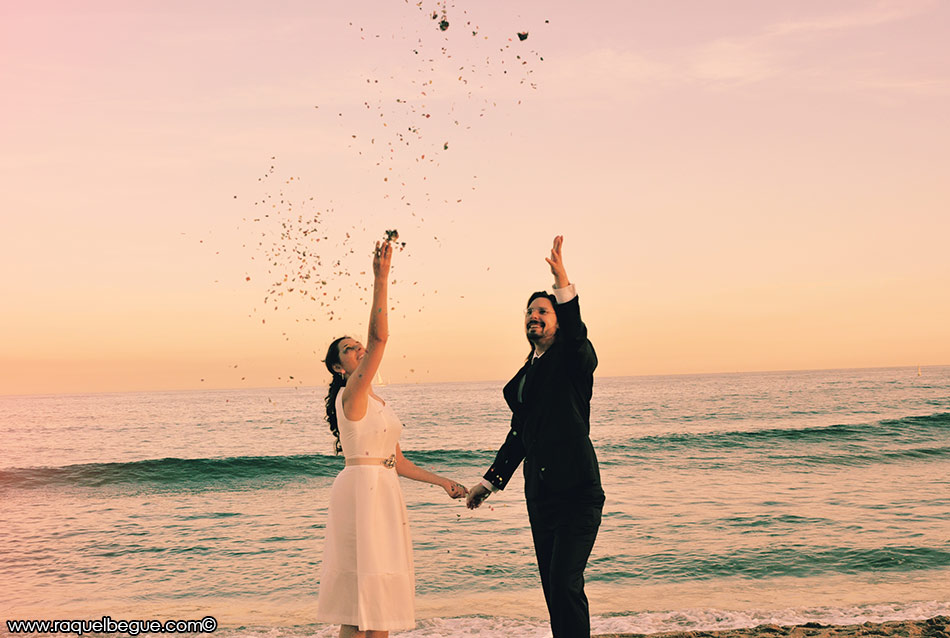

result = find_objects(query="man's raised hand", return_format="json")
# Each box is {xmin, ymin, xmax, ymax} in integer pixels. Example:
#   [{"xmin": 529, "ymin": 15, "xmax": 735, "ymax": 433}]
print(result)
[{"xmin": 545, "ymin": 235, "xmax": 569, "ymax": 289}]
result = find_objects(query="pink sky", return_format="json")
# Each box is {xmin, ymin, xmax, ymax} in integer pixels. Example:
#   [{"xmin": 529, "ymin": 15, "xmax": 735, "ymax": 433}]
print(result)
[{"xmin": 1, "ymin": 0, "xmax": 948, "ymax": 395}]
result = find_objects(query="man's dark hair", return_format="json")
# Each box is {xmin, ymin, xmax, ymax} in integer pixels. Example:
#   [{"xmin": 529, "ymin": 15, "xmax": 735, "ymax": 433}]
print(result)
[{"xmin": 527, "ymin": 291, "xmax": 557, "ymax": 308}]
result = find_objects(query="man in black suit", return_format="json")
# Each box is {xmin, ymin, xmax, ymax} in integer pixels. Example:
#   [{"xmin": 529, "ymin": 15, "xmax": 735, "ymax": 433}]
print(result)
[{"xmin": 467, "ymin": 235, "xmax": 605, "ymax": 638}]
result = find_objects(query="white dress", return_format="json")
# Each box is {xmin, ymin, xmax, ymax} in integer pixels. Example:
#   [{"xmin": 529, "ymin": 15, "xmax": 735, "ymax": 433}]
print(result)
[{"xmin": 316, "ymin": 392, "xmax": 415, "ymax": 631}]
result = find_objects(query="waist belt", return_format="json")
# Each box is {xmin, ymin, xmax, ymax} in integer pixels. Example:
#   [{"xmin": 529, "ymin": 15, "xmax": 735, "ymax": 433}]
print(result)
[{"xmin": 345, "ymin": 454, "xmax": 396, "ymax": 469}]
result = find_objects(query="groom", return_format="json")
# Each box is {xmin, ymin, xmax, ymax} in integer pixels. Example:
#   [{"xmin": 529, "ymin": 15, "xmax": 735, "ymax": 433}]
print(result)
[{"xmin": 467, "ymin": 235, "xmax": 605, "ymax": 638}]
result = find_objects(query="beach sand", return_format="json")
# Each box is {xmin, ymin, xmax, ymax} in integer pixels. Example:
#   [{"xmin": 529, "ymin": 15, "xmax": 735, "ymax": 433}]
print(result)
[{"xmin": 595, "ymin": 616, "xmax": 949, "ymax": 638}]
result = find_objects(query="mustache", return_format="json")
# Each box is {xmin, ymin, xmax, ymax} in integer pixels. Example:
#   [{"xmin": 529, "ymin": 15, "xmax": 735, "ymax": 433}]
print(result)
[{"xmin": 527, "ymin": 320, "xmax": 544, "ymax": 328}]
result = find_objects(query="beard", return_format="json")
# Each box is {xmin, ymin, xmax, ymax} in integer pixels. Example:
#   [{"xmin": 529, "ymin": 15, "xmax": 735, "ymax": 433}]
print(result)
[{"xmin": 526, "ymin": 322, "xmax": 545, "ymax": 343}]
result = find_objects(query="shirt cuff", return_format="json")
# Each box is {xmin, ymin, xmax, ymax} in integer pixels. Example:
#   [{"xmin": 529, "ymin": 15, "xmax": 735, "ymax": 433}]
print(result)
[
  {"xmin": 553, "ymin": 283, "xmax": 576, "ymax": 304},
  {"xmin": 480, "ymin": 478, "xmax": 499, "ymax": 493}
]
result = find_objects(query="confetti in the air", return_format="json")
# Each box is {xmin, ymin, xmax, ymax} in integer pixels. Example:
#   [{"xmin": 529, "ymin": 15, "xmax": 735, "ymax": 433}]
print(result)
[{"xmin": 206, "ymin": 2, "xmax": 550, "ymax": 385}]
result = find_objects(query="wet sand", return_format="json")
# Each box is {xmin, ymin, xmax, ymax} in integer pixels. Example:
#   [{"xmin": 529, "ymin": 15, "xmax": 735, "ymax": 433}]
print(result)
[{"xmin": 595, "ymin": 616, "xmax": 950, "ymax": 638}]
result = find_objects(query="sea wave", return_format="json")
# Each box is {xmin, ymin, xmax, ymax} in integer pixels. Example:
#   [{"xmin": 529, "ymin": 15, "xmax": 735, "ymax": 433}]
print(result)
[
  {"xmin": 0, "ymin": 454, "xmax": 341, "ymax": 491},
  {"xmin": 770, "ymin": 446, "xmax": 950, "ymax": 467},
  {"xmin": 4, "ymin": 412, "xmax": 948, "ymax": 491},
  {"xmin": 588, "ymin": 545, "xmax": 950, "ymax": 581},
  {"xmin": 0, "ymin": 449, "xmax": 494, "ymax": 492},
  {"xmin": 600, "ymin": 411, "xmax": 950, "ymax": 455}
]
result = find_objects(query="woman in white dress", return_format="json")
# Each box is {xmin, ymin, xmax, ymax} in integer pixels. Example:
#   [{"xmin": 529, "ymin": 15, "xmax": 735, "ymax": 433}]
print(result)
[{"xmin": 316, "ymin": 239, "xmax": 468, "ymax": 638}]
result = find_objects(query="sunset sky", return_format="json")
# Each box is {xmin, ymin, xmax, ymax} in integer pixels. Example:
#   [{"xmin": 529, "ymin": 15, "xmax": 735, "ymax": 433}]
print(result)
[{"xmin": 2, "ymin": 0, "xmax": 948, "ymax": 395}]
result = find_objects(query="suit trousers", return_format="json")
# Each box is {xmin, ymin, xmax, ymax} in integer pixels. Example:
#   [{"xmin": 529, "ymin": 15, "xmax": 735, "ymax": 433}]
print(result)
[{"xmin": 526, "ymin": 489, "xmax": 604, "ymax": 638}]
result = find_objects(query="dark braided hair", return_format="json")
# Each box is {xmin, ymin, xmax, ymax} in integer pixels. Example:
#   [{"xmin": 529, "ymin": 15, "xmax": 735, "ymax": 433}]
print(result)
[{"xmin": 323, "ymin": 336, "xmax": 348, "ymax": 455}]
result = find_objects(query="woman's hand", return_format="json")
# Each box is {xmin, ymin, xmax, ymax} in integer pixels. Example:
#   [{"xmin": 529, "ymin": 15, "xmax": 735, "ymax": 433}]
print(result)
[
  {"xmin": 373, "ymin": 240, "xmax": 393, "ymax": 280},
  {"xmin": 545, "ymin": 235, "xmax": 569, "ymax": 289},
  {"xmin": 442, "ymin": 479, "xmax": 468, "ymax": 500}
]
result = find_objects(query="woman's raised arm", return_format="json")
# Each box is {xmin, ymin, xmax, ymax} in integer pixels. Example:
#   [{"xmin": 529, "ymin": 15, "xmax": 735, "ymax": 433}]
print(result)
[{"xmin": 341, "ymin": 240, "xmax": 392, "ymax": 421}]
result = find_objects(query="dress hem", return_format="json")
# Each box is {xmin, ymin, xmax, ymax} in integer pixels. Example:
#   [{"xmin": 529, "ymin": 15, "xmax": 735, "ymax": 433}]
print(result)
[{"xmin": 315, "ymin": 616, "xmax": 416, "ymax": 632}]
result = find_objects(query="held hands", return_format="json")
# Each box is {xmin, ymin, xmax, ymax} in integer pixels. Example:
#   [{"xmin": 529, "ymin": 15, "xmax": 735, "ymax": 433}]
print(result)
[
  {"xmin": 443, "ymin": 479, "xmax": 469, "ymax": 500},
  {"xmin": 373, "ymin": 240, "xmax": 393, "ymax": 279},
  {"xmin": 545, "ymin": 235, "xmax": 569, "ymax": 289},
  {"xmin": 465, "ymin": 483, "xmax": 491, "ymax": 509}
]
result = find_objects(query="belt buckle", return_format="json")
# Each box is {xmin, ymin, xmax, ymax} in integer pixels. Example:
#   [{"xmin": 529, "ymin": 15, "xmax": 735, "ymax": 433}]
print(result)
[{"xmin": 383, "ymin": 454, "xmax": 396, "ymax": 469}]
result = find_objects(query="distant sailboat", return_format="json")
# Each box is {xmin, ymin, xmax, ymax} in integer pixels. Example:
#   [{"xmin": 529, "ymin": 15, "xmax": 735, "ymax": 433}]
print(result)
[
  {"xmin": 375, "ymin": 370, "xmax": 387, "ymax": 387},
  {"xmin": 917, "ymin": 365, "xmax": 922, "ymax": 377}
]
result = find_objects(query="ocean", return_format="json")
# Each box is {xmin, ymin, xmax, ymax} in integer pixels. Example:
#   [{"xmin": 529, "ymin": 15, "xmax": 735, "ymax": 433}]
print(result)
[{"xmin": 2, "ymin": 367, "xmax": 949, "ymax": 637}]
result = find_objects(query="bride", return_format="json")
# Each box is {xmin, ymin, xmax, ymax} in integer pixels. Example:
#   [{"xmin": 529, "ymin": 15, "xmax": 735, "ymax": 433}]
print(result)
[{"xmin": 316, "ymin": 239, "xmax": 468, "ymax": 637}]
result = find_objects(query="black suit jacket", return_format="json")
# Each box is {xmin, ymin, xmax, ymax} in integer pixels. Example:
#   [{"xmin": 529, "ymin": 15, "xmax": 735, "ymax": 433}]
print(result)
[{"xmin": 484, "ymin": 295, "xmax": 603, "ymax": 500}]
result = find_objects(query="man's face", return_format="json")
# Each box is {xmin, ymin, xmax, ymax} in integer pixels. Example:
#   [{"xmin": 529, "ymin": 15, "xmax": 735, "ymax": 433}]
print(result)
[{"xmin": 525, "ymin": 297, "xmax": 558, "ymax": 344}]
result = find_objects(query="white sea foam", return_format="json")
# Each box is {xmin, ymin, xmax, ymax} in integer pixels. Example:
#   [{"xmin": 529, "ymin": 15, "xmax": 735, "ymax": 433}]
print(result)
[
  {"xmin": 220, "ymin": 600, "xmax": 950, "ymax": 638},
  {"xmin": 588, "ymin": 601, "xmax": 950, "ymax": 635}
]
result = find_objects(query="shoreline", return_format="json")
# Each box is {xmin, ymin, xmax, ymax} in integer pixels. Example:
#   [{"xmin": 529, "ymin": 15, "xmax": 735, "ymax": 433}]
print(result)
[{"xmin": 595, "ymin": 616, "xmax": 949, "ymax": 638}]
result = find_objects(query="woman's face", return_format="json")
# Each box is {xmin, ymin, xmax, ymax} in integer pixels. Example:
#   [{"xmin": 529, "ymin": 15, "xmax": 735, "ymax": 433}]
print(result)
[{"xmin": 334, "ymin": 338, "xmax": 365, "ymax": 377}]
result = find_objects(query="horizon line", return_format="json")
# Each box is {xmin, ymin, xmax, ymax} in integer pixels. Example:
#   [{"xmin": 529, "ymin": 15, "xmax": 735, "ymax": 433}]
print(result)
[{"xmin": 1, "ymin": 363, "xmax": 945, "ymax": 400}]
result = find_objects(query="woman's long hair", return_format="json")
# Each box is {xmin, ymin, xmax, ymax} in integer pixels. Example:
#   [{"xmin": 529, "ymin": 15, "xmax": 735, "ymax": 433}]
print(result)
[{"xmin": 323, "ymin": 336, "xmax": 348, "ymax": 455}]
